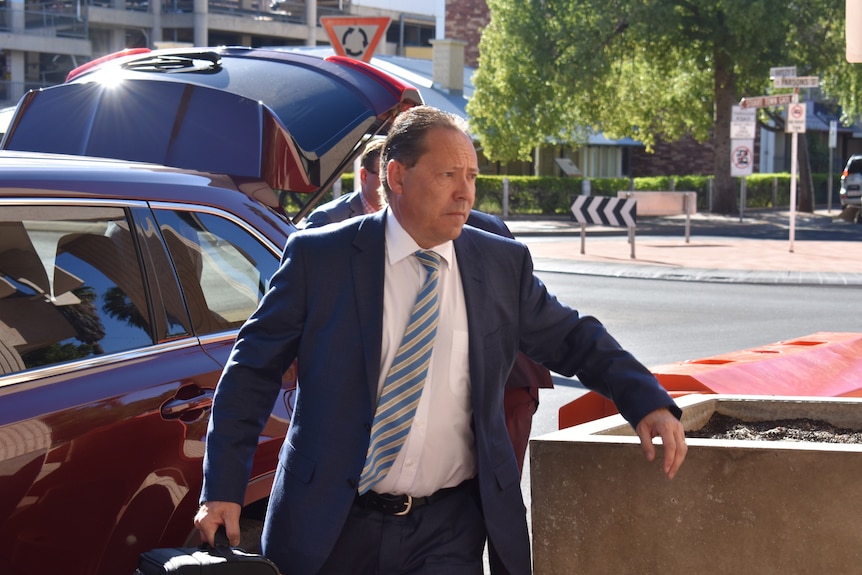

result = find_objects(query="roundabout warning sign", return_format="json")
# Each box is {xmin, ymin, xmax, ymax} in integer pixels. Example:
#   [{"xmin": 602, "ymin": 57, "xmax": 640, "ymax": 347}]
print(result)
[{"xmin": 321, "ymin": 17, "xmax": 390, "ymax": 63}]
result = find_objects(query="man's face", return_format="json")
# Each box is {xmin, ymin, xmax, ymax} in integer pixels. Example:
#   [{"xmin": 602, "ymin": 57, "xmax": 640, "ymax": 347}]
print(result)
[
  {"xmin": 360, "ymin": 161, "xmax": 382, "ymax": 204},
  {"xmin": 387, "ymin": 127, "xmax": 477, "ymax": 248}
]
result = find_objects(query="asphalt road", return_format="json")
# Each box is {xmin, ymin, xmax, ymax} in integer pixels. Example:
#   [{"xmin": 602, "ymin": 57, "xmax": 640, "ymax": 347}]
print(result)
[{"xmin": 504, "ymin": 219, "xmax": 862, "ymax": 572}]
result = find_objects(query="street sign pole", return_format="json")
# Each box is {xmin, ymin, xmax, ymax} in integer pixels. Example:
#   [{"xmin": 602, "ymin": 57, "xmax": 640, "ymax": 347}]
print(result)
[
  {"xmin": 828, "ymin": 149, "xmax": 833, "ymax": 214},
  {"xmin": 828, "ymin": 120, "xmax": 837, "ymax": 213},
  {"xmin": 782, "ymin": 90, "xmax": 809, "ymax": 253},
  {"xmin": 788, "ymin": 89, "xmax": 800, "ymax": 253},
  {"xmin": 740, "ymin": 68, "xmax": 815, "ymax": 252},
  {"xmin": 789, "ymin": 129, "xmax": 797, "ymax": 253}
]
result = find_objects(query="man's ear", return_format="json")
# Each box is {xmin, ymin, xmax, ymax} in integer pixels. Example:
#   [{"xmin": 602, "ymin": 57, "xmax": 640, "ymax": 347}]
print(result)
[{"xmin": 386, "ymin": 159, "xmax": 404, "ymax": 196}]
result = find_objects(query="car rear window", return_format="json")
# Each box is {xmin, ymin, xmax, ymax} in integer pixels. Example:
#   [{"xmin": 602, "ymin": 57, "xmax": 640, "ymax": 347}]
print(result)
[{"xmin": 5, "ymin": 81, "xmax": 266, "ymax": 177}]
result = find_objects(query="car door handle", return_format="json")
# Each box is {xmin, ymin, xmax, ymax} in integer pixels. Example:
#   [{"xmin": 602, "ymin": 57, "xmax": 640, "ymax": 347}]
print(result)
[{"xmin": 160, "ymin": 388, "xmax": 215, "ymax": 419}]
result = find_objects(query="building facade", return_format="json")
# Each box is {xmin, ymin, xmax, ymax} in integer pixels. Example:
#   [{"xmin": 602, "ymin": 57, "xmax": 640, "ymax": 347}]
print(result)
[
  {"xmin": 0, "ymin": 0, "xmax": 436, "ymax": 106},
  {"xmin": 9, "ymin": 0, "xmax": 850, "ymax": 178}
]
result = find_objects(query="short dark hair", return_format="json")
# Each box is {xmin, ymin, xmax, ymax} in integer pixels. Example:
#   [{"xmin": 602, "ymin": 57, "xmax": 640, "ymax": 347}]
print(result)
[
  {"xmin": 380, "ymin": 106, "xmax": 469, "ymax": 197},
  {"xmin": 361, "ymin": 138, "xmax": 385, "ymax": 173}
]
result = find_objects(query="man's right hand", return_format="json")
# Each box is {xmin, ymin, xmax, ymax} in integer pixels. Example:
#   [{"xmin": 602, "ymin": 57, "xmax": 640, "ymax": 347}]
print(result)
[{"xmin": 194, "ymin": 501, "xmax": 242, "ymax": 546}]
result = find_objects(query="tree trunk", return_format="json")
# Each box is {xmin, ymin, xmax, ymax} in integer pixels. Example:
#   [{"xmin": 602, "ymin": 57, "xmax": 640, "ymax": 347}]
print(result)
[
  {"xmin": 711, "ymin": 50, "xmax": 737, "ymax": 214},
  {"xmin": 797, "ymin": 131, "xmax": 815, "ymax": 212}
]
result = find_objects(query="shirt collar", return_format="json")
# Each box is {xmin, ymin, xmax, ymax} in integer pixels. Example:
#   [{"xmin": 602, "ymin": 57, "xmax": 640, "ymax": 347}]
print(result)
[
  {"xmin": 359, "ymin": 190, "xmax": 383, "ymax": 215},
  {"xmin": 384, "ymin": 207, "xmax": 454, "ymax": 270}
]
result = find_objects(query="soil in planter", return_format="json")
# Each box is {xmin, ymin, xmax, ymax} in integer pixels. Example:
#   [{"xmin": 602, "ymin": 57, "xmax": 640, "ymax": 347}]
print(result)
[{"xmin": 686, "ymin": 413, "xmax": 862, "ymax": 443}]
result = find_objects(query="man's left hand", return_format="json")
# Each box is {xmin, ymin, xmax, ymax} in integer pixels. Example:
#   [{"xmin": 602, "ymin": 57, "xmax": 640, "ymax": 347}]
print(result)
[{"xmin": 635, "ymin": 408, "xmax": 687, "ymax": 479}]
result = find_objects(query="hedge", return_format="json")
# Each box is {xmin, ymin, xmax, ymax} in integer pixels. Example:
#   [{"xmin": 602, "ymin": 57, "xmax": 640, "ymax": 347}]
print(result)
[{"xmin": 290, "ymin": 172, "xmax": 842, "ymax": 216}]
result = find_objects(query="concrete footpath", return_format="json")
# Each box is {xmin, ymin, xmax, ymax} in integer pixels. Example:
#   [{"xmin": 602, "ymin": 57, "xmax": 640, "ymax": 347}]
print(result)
[{"xmin": 504, "ymin": 208, "xmax": 862, "ymax": 286}]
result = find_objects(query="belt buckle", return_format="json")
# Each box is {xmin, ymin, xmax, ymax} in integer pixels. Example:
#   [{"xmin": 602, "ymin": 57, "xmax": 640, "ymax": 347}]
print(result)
[{"xmin": 394, "ymin": 494, "xmax": 413, "ymax": 516}]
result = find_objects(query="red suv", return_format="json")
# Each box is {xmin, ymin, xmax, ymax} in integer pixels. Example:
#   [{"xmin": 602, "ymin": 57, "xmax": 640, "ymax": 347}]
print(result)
[{"xmin": 0, "ymin": 49, "xmax": 420, "ymax": 575}]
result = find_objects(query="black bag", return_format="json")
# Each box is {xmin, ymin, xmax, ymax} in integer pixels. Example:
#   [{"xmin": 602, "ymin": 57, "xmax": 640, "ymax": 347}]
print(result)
[{"xmin": 135, "ymin": 527, "xmax": 279, "ymax": 575}]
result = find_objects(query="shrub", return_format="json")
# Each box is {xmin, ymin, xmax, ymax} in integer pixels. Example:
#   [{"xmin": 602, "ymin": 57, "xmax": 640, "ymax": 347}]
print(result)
[{"xmin": 287, "ymin": 171, "xmax": 840, "ymax": 217}]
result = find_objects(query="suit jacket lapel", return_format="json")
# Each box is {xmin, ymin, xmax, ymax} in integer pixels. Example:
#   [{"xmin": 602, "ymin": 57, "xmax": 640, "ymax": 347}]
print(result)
[
  {"xmin": 454, "ymin": 229, "xmax": 489, "ymax": 404},
  {"xmin": 352, "ymin": 210, "xmax": 386, "ymax": 404},
  {"xmin": 348, "ymin": 192, "xmax": 365, "ymax": 218}
]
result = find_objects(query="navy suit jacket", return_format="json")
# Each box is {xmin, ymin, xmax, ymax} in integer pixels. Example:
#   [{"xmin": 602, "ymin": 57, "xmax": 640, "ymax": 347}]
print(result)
[
  {"xmin": 201, "ymin": 209, "xmax": 679, "ymax": 575},
  {"xmin": 303, "ymin": 190, "xmax": 365, "ymax": 228}
]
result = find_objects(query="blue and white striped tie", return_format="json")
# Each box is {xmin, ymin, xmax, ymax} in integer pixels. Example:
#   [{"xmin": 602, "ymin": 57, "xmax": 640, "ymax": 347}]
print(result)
[{"xmin": 358, "ymin": 250, "xmax": 442, "ymax": 494}]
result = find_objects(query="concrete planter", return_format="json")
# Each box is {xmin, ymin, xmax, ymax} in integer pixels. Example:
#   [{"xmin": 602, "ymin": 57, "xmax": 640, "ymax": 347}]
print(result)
[{"xmin": 530, "ymin": 394, "xmax": 862, "ymax": 575}]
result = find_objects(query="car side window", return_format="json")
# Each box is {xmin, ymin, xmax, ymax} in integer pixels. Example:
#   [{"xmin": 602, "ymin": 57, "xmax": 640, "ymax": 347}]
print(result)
[
  {"xmin": 0, "ymin": 205, "xmax": 153, "ymax": 375},
  {"xmin": 153, "ymin": 209, "xmax": 280, "ymax": 336}
]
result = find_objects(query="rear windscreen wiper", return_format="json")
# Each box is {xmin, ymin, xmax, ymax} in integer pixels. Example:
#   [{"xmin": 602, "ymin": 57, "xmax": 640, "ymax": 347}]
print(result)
[{"xmin": 120, "ymin": 52, "xmax": 222, "ymax": 74}]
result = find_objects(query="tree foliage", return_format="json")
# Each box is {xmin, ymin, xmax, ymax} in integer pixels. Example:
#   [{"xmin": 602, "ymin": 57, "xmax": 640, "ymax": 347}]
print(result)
[{"xmin": 468, "ymin": 0, "xmax": 861, "ymax": 214}]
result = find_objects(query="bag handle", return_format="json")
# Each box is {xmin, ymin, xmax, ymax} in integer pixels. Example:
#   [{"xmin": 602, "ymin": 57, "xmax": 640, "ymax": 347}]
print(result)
[
  {"xmin": 213, "ymin": 525, "xmax": 232, "ymax": 549},
  {"xmin": 198, "ymin": 525, "xmax": 235, "ymax": 558}
]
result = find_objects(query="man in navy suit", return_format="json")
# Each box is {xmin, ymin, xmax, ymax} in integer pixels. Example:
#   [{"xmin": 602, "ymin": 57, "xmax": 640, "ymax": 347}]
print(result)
[
  {"xmin": 304, "ymin": 137, "xmax": 386, "ymax": 228},
  {"xmin": 305, "ymin": 136, "xmax": 551, "ymax": 485},
  {"xmin": 195, "ymin": 105, "xmax": 687, "ymax": 575}
]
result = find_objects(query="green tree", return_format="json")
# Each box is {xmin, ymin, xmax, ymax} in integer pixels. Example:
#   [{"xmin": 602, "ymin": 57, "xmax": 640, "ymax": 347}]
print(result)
[{"xmin": 468, "ymin": 0, "xmax": 861, "ymax": 214}]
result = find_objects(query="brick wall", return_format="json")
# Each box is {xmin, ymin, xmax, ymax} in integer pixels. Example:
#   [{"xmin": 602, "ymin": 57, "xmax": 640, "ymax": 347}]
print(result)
[
  {"xmin": 445, "ymin": 0, "xmax": 488, "ymax": 68},
  {"xmin": 630, "ymin": 135, "xmax": 716, "ymax": 177},
  {"xmin": 631, "ymin": 134, "xmax": 763, "ymax": 177}
]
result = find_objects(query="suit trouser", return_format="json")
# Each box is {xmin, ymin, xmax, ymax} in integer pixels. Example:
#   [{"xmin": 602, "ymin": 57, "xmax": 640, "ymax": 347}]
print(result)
[
  {"xmin": 487, "ymin": 386, "xmax": 539, "ymax": 575},
  {"xmin": 318, "ymin": 479, "xmax": 486, "ymax": 575}
]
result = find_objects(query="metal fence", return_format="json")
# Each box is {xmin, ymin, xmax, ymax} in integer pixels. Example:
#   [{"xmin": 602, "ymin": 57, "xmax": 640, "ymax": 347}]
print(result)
[
  {"xmin": 82, "ymin": 0, "xmax": 346, "ymax": 21},
  {"xmin": 0, "ymin": 3, "xmax": 88, "ymax": 37},
  {"xmin": 0, "ymin": 0, "xmax": 347, "ymax": 35}
]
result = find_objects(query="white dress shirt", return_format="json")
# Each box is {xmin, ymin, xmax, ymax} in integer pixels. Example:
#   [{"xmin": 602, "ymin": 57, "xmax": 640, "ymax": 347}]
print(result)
[{"xmin": 370, "ymin": 209, "xmax": 476, "ymax": 497}]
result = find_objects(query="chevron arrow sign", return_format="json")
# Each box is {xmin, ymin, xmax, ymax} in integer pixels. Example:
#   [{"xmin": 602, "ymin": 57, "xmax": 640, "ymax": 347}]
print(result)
[{"xmin": 571, "ymin": 196, "xmax": 637, "ymax": 228}]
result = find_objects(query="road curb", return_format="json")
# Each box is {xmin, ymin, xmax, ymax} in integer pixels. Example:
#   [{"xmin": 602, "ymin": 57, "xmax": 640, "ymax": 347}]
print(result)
[{"xmin": 531, "ymin": 258, "xmax": 862, "ymax": 286}]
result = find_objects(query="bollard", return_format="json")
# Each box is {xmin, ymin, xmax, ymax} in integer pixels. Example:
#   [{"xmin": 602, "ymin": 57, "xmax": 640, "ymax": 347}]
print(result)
[
  {"xmin": 684, "ymin": 192, "xmax": 692, "ymax": 243},
  {"xmin": 772, "ymin": 176, "xmax": 778, "ymax": 207},
  {"xmin": 502, "ymin": 177, "xmax": 509, "ymax": 218},
  {"xmin": 707, "ymin": 177, "xmax": 713, "ymax": 212}
]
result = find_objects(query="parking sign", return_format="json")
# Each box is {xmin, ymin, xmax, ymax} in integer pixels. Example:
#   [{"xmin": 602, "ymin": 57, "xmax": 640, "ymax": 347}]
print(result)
[{"xmin": 786, "ymin": 103, "xmax": 807, "ymax": 133}]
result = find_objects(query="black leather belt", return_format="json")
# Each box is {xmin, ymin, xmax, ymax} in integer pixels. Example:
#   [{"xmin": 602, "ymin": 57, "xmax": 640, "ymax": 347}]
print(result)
[{"xmin": 354, "ymin": 478, "xmax": 475, "ymax": 516}]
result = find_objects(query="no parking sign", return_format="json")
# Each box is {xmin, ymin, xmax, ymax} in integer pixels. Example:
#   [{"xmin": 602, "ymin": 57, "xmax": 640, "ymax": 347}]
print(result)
[
  {"xmin": 786, "ymin": 102, "xmax": 807, "ymax": 133},
  {"xmin": 730, "ymin": 139, "xmax": 754, "ymax": 176}
]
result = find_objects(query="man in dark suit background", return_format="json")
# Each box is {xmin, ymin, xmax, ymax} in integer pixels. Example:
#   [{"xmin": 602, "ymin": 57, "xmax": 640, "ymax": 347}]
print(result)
[
  {"xmin": 304, "ymin": 137, "xmax": 386, "ymax": 228},
  {"xmin": 195, "ymin": 105, "xmax": 687, "ymax": 575}
]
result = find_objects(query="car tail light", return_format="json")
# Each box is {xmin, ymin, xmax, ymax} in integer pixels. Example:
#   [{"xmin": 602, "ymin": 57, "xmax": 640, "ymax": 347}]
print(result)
[{"xmin": 325, "ymin": 54, "xmax": 422, "ymax": 110}]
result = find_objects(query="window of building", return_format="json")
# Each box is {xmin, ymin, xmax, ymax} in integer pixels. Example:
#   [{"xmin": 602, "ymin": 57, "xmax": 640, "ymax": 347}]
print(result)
[{"xmin": 386, "ymin": 20, "xmax": 434, "ymax": 50}]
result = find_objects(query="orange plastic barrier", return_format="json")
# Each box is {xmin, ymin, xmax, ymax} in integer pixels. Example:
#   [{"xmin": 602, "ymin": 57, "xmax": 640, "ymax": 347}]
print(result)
[{"xmin": 558, "ymin": 332, "xmax": 862, "ymax": 429}]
